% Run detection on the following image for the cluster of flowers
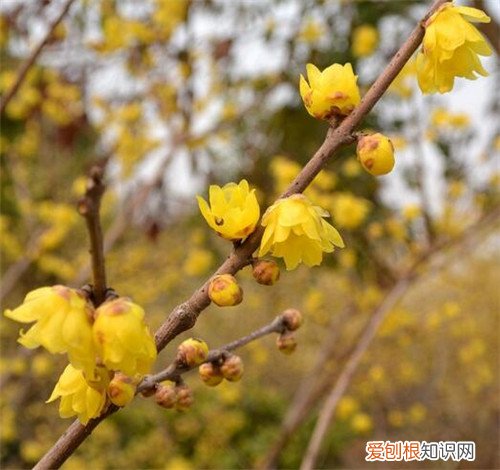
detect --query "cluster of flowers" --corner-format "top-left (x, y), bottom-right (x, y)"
top-left (4, 287), bottom-right (157, 424)
top-left (3, 1), bottom-right (492, 427)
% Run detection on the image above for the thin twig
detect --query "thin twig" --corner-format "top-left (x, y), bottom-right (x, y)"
top-left (299, 277), bottom-right (412, 470)
top-left (298, 209), bottom-right (500, 470)
top-left (77, 165), bottom-right (107, 306)
top-left (138, 314), bottom-right (286, 392)
top-left (0, 0), bottom-right (76, 117)
top-left (34, 1), bottom-right (446, 467)
top-left (258, 305), bottom-right (355, 469)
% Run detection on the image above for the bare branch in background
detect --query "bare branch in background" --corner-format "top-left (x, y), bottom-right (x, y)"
top-left (299, 208), bottom-right (500, 470)
top-left (0, 0), bottom-right (77, 117)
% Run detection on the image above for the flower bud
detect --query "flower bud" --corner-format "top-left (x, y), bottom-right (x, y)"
top-left (198, 362), bottom-right (223, 387)
top-left (107, 372), bottom-right (136, 407)
top-left (177, 338), bottom-right (209, 367)
top-left (356, 133), bottom-right (395, 176)
top-left (220, 355), bottom-right (244, 382)
top-left (208, 274), bottom-right (243, 307)
top-left (276, 332), bottom-right (297, 355)
top-left (155, 382), bottom-right (177, 409)
top-left (175, 384), bottom-right (194, 411)
top-left (281, 308), bottom-right (303, 331)
top-left (252, 260), bottom-right (280, 286)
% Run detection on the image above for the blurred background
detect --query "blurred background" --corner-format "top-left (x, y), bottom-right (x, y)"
top-left (0, 0), bottom-right (499, 468)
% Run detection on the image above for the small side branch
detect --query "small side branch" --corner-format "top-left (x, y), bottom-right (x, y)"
top-left (77, 165), bottom-right (107, 306)
top-left (139, 314), bottom-right (285, 392)
top-left (0, 0), bottom-right (76, 117)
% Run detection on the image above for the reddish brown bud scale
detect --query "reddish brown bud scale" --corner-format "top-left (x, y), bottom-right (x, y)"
top-left (252, 260), bottom-right (280, 286)
top-left (220, 355), bottom-right (244, 382)
top-left (198, 362), bottom-right (224, 387)
top-left (175, 384), bottom-right (194, 411)
top-left (281, 308), bottom-right (303, 331)
top-left (155, 384), bottom-right (177, 409)
top-left (177, 338), bottom-right (209, 367)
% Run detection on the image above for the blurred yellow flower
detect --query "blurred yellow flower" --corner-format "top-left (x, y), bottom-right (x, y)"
top-left (331, 193), bottom-right (371, 229)
top-left (197, 180), bottom-right (260, 241)
top-left (300, 63), bottom-right (360, 120)
top-left (47, 364), bottom-right (108, 425)
top-left (351, 412), bottom-right (373, 434)
top-left (299, 19), bottom-right (325, 44)
top-left (337, 396), bottom-right (359, 420)
top-left (93, 298), bottom-right (157, 377)
top-left (183, 248), bottom-right (214, 277)
top-left (402, 204), bottom-right (421, 221)
top-left (352, 24), bottom-right (379, 57)
top-left (4, 286), bottom-right (97, 378)
top-left (431, 107), bottom-right (470, 128)
top-left (259, 194), bottom-right (344, 270)
top-left (416, 3), bottom-right (492, 94)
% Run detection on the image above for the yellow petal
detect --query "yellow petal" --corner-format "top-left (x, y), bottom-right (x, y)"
top-left (454, 6), bottom-right (491, 23)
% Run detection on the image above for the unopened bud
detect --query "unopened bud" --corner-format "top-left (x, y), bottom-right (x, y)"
top-left (220, 355), bottom-right (244, 382)
top-left (208, 274), bottom-right (243, 307)
top-left (177, 338), bottom-right (209, 367)
top-left (155, 382), bottom-right (177, 409)
top-left (198, 362), bottom-right (223, 387)
top-left (252, 260), bottom-right (280, 286)
top-left (357, 133), bottom-right (395, 176)
top-left (107, 372), bottom-right (136, 407)
top-left (281, 308), bottom-right (303, 331)
top-left (175, 384), bottom-right (194, 411)
top-left (276, 332), bottom-right (297, 355)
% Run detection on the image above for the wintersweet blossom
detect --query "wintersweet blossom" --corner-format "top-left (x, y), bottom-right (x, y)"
top-left (4, 286), bottom-right (97, 378)
top-left (47, 364), bottom-right (108, 424)
top-left (300, 63), bottom-right (360, 120)
top-left (259, 194), bottom-right (344, 270)
top-left (92, 298), bottom-right (157, 377)
top-left (416, 3), bottom-right (492, 94)
top-left (197, 179), bottom-right (260, 241)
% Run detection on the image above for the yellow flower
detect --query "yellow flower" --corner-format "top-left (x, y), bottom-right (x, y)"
top-left (4, 286), bottom-right (96, 378)
top-left (93, 298), bottom-right (157, 377)
top-left (330, 193), bottom-right (371, 229)
top-left (300, 63), bottom-right (360, 120)
top-left (197, 180), bottom-right (260, 241)
top-left (416, 3), bottom-right (492, 94)
top-left (47, 364), bottom-right (108, 425)
top-left (259, 194), bottom-right (344, 270)
top-left (352, 25), bottom-right (379, 57)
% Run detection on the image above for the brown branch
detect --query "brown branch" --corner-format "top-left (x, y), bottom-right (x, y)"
top-left (0, 0), bottom-right (76, 117)
top-left (34, 1), bottom-right (447, 467)
top-left (77, 165), bottom-right (107, 306)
